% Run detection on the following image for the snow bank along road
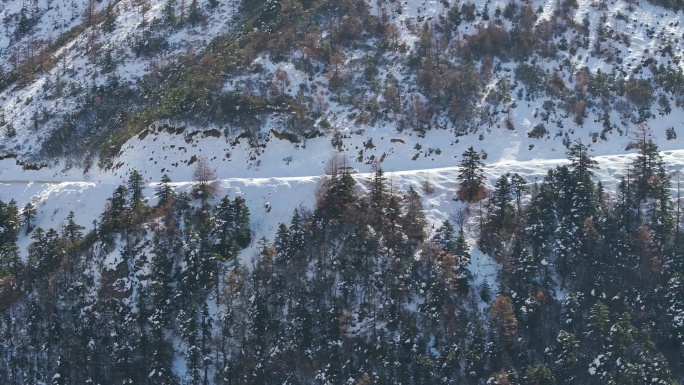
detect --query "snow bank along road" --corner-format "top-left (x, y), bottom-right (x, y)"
top-left (1, 149), bottom-right (684, 241)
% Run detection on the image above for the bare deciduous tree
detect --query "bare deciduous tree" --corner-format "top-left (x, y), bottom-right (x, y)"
top-left (193, 157), bottom-right (217, 198)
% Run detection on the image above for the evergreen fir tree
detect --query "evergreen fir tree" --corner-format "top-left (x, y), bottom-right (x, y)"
top-left (231, 196), bottom-right (251, 249)
top-left (567, 141), bottom-right (598, 222)
top-left (127, 170), bottom-right (145, 207)
top-left (22, 201), bottom-right (35, 234)
top-left (369, 167), bottom-right (388, 209)
top-left (554, 330), bottom-right (579, 382)
top-left (188, 0), bottom-right (202, 26)
top-left (526, 180), bottom-right (556, 259)
top-left (62, 211), bottom-right (84, 245)
top-left (401, 186), bottom-right (427, 246)
top-left (214, 196), bottom-right (237, 259)
top-left (488, 174), bottom-right (515, 230)
top-left (155, 174), bottom-right (175, 207)
top-left (433, 220), bottom-right (457, 254)
top-left (103, 185), bottom-right (128, 229)
top-left (457, 146), bottom-right (486, 202)
top-left (163, 0), bottom-right (177, 26)
top-left (510, 173), bottom-right (527, 214)
top-left (453, 228), bottom-right (473, 294)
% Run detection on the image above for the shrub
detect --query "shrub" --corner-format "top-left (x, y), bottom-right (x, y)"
top-left (515, 63), bottom-right (547, 99)
top-left (527, 123), bottom-right (548, 139)
top-left (666, 127), bottom-right (677, 140)
top-left (624, 78), bottom-right (654, 108)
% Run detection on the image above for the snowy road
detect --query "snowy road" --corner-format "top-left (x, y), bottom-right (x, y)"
top-left (1, 147), bottom-right (683, 271)
top-left (1, 148), bottom-right (684, 185)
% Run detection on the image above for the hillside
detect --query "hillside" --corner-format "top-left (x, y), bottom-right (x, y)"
top-left (1, 0), bottom-right (684, 383)
top-left (1, 0), bottom-right (684, 171)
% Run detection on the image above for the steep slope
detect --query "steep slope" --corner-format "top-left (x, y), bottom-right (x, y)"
top-left (1, 0), bottom-right (684, 173)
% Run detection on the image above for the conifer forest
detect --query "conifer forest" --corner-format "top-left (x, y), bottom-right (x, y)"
top-left (1, 138), bottom-right (683, 384)
top-left (2, 0), bottom-right (684, 382)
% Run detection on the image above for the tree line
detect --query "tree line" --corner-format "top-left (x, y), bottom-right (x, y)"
top-left (0, 138), bottom-right (683, 383)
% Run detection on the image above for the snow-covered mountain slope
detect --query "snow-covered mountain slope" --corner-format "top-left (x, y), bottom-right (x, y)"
top-left (1, 0), bottom-right (684, 171)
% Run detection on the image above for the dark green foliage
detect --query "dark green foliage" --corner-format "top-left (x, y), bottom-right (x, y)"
top-left (102, 3), bottom-right (117, 33)
top-left (527, 123), bottom-right (548, 139)
top-left (188, 0), bottom-right (204, 27)
top-left (101, 185), bottom-right (128, 231)
top-left (489, 174), bottom-right (515, 230)
top-left (624, 78), bottom-right (655, 109)
top-left (27, 228), bottom-right (63, 281)
top-left (453, 228), bottom-right (473, 294)
top-left (2, 137), bottom-right (684, 383)
top-left (22, 202), bottom-right (36, 234)
top-left (457, 146), bottom-right (486, 202)
top-left (127, 170), bottom-right (145, 207)
top-left (155, 174), bottom-right (176, 207)
top-left (214, 195), bottom-right (251, 259)
top-left (0, 200), bottom-right (20, 278)
top-left (13, 6), bottom-right (38, 40)
top-left (515, 63), bottom-right (547, 100)
top-left (369, 167), bottom-right (388, 209)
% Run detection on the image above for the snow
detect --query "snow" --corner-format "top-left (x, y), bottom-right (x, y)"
top-left (3, 138), bottom-right (684, 268)
top-left (1, 2), bottom-right (684, 379)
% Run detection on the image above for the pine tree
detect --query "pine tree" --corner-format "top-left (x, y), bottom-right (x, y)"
top-left (0, 199), bottom-right (20, 246)
top-left (200, 302), bottom-right (213, 385)
top-left (457, 146), bottom-right (486, 202)
top-left (369, 167), bottom-right (388, 209)
top-left (566, 140), bottom-right (598, 182)
top-left (489, 295), bottom-right (519, 348)
top-left (163, 0), bottom-right (177, 26)
top-left (554, 330), bottom-right (579, 382)
top-left (155, 174), bottom-right (175, 207)
top-left (627, 136), bottom-right (675, 247)
top-left (28, 227), bottom-right (63, 279)
top-left (319, 169), bottom-right (357, 219)
top-left (464, 316), bottom-right (489, 383)
top-left (632, 140), bottom-right (666, 198)
top-left (214, 196), bottom-right (236, 259)
top-left (401, 186), bottom-right (427, 246)
top-left (188, 0), bottom-right (202, 26)
top-left (434, 220), bottom-right (457, 254)
top-left (102, 2), bottom-right (117, 33)
top-left (103, 185), bottom-right (128, 229)
top-left (181, 309), bottom-right (202, 385)
top-left (488, 174), bottom-right (515, 230)
top-left (453, 228), bottom-right (473, 294)
top-left (62, 211), bottom-right (84, 245)
top-left (506, 235), bottom-right (535, 296)
top-left (567, 140), bottom-right (598, 221)
top-left (510, 173), bottom-right (527, 214)
top-left (231, 196), bottom-right (251, 249)
top-left (127, 170), bottom-right (145, 207)
top-left (587, 301), bottom-right (610, 350)
top-left (22, 201), bottom-right (36, 234)
top-left (525, 364), bottom-right (553, 385)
